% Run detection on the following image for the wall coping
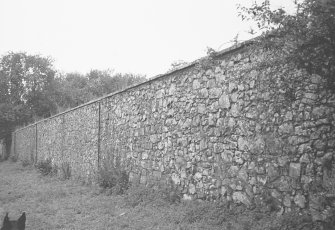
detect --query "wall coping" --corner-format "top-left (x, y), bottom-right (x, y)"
top-left (14, 39), bottom-right (256, 133)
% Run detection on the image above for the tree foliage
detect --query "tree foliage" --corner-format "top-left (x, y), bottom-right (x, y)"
top-left (0, 52), bottom-right (57, 139)
top-left (53, 70), bottom-right (146, 111)
top-left (238, 0), bottom-right (335, 91)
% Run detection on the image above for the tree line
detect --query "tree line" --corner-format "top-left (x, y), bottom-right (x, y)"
top-left (0, 52), bottom-right (146, 144)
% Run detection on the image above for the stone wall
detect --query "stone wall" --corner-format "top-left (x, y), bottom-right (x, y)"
top-left (14, 125), bottom-right (36, 162)
top-left (0, 139), bottom-right (5, 160)
top-left (13, 43), bottom-right (335, 218)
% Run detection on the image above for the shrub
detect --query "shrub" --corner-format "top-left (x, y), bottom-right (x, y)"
top-left (97, 155), bottom-right (129, 195)
top-left (35, 158), bottom-right (57, 176)
top-left (21, 159), bottom-right (31, 167)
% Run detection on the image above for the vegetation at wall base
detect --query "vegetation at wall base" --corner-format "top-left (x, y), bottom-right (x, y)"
top-left (3, 161), bottom-right (335, 229)
top-left (97, 155), bottom-right (130, 195)
top-left (21, 159), bottom-right (31, 167)
top-left (60, 162), bottom-right (71, 180)
top-left (124, 181), bottom-right (182, 208)
top-left (35, 158), bottom-right (57, 176)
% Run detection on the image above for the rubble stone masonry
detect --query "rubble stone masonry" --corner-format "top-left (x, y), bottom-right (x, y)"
top-left (12, 43), bottom-right (335, 219)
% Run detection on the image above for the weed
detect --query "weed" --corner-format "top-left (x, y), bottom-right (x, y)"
top-left (21, 159), bottom-right (30, 167)
top-left (97, 155), bottom-right (129, 195)
top-left (60, 162), bottom-right (71, 180)
top-left (35, 158), bottom-right (57, 176)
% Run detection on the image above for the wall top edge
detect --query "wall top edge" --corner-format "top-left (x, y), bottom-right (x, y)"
top-left (14, 38), bottom-right (257, 133)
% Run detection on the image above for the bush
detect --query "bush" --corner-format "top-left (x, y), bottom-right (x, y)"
top-left (97, 155), bottom-right (129, 195)
top-left (35, 158), bottom-right (57, 176)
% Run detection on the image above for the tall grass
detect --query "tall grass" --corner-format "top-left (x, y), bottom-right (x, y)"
top-left (60, 162), bottom-right (71, 180)
top-left (97, 154), bottom-right (129, 195)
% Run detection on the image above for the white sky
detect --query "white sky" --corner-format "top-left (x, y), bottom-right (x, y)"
top-left (0, 0), bottom-right (295, 78)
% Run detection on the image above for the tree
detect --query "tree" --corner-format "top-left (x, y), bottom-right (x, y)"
top-left (24, 54), bottom-right (57, 117)
top-left (53, 70), bottom-right (146, 111)
top-left (0, 52), bottom-right (57, 140)
top-left (53, 72), bottom-right (91, 109)
top-left (238, 0), bottom-right (335, 92)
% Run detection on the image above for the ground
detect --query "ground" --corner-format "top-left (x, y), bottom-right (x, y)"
top-left (0, 161), bottom-right (326, 230)
top-left (0, 161), bottom-right (222, 229)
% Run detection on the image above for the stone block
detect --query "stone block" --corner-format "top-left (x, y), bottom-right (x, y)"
top-left (238, 168), bottom-right (248, 181)
top-left (194, 172), bottom-right (202, 180)
top-left (183, 194), bottom-right (193, 201)
top-left (294, 193), bottom-right (306, 208)
top-left (209, 88), bottom-right (222, 98)
top-left (200, 139), bottom-right (207, 150)
top-left (237, 137), bottom-right (248, 151)
top-left (207, 79), bottom-right (216, 88)
top-left (193, 80), bottom-right (201, 90)
top-left (228, 82), bottom-right (237, 93)
top-left (198, 104), bottom-right (207, 114)
top-left (189, 183), bottom-right (196, 194)
top-left (289, 163), bottom-right (301, 178)
top-left (199, 88), bottom-right (208, 98)
top-left (152, 171), bottom-right (162, 180)
top-left (140, 174), bottom-right (147, 184)
top-left (267, 165), bottom-right (279, 181)
top-left (275, 176), bottom-right (290, 192)
top-left (231, 104), bottom-right (240, 117)
top-left (219, 93), bottom-right (230, 109)
top-left (229, 165), bottom-right (239, 177)
top-left (232, 192), bottom-right (252, 206)
top-left (283, 195), bottom-right (291, 207)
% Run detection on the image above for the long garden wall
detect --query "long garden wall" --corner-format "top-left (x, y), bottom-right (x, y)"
top-left (12, 42), bottom-right (335, 219)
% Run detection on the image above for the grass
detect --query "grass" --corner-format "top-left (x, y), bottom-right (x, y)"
top-left (0, 161), bottom-right (329, 230)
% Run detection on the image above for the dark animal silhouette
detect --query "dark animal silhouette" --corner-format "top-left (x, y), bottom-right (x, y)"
top-left (1, 213), bottom-right (26, 230)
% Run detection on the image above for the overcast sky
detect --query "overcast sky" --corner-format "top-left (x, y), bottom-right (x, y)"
top-left (0, 0), bottom-right (295, 78)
